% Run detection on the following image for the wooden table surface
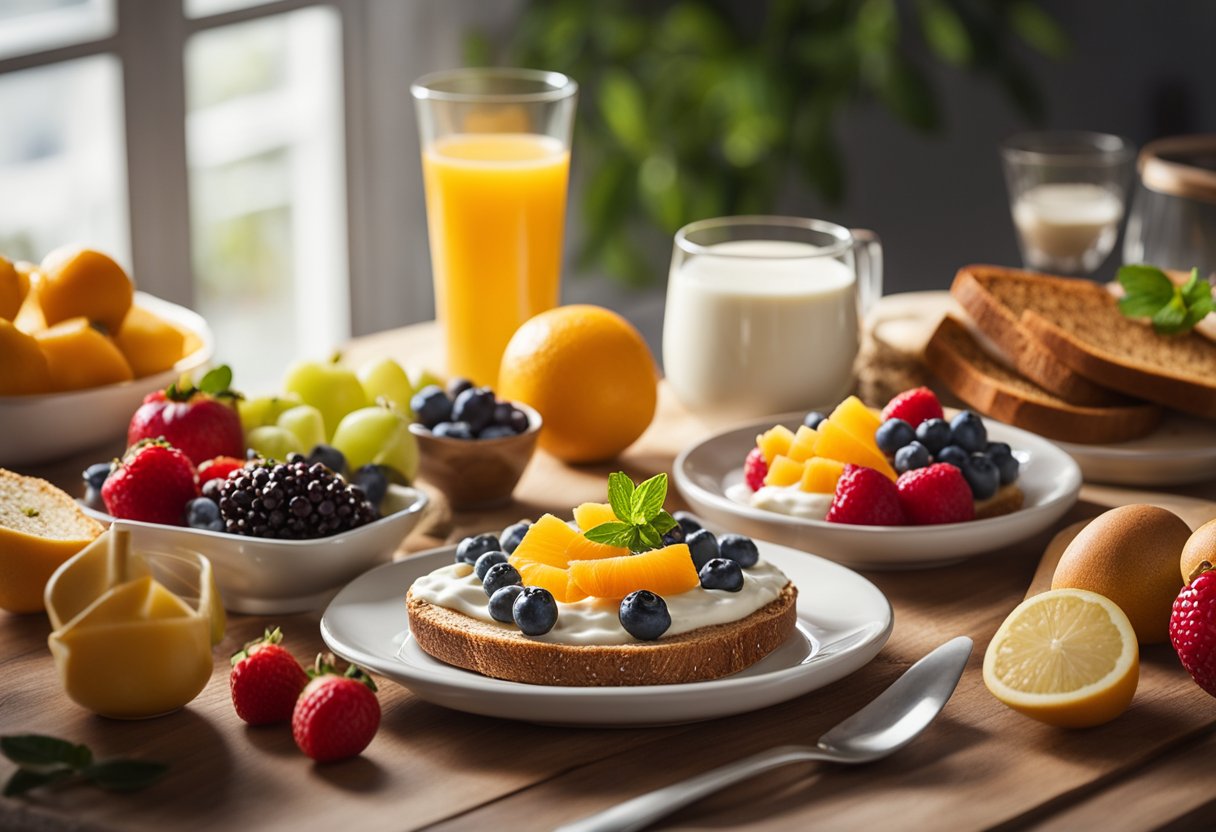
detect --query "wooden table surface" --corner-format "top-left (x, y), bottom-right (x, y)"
top-left (5, 293), bottom-right (1216, 832)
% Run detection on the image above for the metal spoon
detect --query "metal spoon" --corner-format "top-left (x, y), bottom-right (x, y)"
top-left (555, 636), bottom-right (973, 832)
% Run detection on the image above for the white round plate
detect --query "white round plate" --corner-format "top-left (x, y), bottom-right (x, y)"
top-left (320, 541), bottom-right (892, 726)
top-left (673, 414), bottom-right (1081, 570)
top-left (0, 291), bottom-right (213, 467)
top-left (1055, 413), bottom-right (1216, 486)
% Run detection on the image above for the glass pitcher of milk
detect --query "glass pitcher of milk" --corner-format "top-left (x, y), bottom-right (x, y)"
top-left (663, 216), bottom-right (882, 417)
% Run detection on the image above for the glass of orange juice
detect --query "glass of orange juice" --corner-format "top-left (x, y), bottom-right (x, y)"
top-left (412, 68), bottom-right (578, 386)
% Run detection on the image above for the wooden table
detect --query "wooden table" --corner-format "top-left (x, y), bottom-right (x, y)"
top-left (5, 295), bottom-right (1216, 832)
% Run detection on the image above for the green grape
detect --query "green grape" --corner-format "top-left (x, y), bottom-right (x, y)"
top-left (246, 425), bottom-right (303, 462)
top-left (331, 405), bottom-right (418, 482)
top-left (277, 404), bottom-right (326, 454)
top-left (282, 360), bottom-right (368, 441)
top-left (358, 357), bottom-right (415, 419)
top-left (237, 394), bottom-right (302, 433)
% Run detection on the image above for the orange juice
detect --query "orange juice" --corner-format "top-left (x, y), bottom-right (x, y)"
top-left (422, 133), bottom-right (570, 386)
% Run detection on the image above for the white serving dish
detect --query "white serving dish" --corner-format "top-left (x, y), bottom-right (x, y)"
top-left (1056, 412), bottom-right (1216, 486)
top-left (0, 292), bottom-right (214, 467)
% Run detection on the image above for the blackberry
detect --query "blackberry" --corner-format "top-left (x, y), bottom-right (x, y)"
top-left (217, 460), bottom-right (375, 540)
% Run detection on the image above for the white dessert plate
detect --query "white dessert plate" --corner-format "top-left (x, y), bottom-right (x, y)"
top-left (1055, 413), bottom-right (1216, 486)
top-left (0, 291), bottom-right (213, 466)
top-left (320, 540), bottom-right (892, 727)
top-left (673, 414), bottom-right (1081, 570)
top-left (79, 484), bottom-right (428, 614)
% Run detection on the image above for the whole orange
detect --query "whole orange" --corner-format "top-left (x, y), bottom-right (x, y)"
top-left (498, 305), bottom-right (657, 463)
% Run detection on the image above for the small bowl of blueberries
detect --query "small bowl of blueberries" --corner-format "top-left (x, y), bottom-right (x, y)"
top-left (408, 378), bottom-right (541, 509)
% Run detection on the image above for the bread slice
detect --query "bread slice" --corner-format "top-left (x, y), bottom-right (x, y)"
top-left (975, 484), bottom-right (1025, 519)
top-left (406, 583), bottom-right (798, 687)
top-left (0, 468), bottom-right (103, 540)
top-left (925, 316), bottom-right (1162, 444)
top-left (951, 266), bottom-right (1125, 406)
top-left (954, 265), bottom-right (1216, 419)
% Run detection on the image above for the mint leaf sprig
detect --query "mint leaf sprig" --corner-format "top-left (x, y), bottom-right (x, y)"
top-left (1117, 264), bottom-right (1213, 335)
top-left (2, 734), bottom-right (167, 797)
top-left (584, 472), bottom-right (678, 552)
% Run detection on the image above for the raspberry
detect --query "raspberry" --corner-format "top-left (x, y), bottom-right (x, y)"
top-left (826, 465), bottom-right (905, 526)
top-left (897, 463), bottom-right (975, 525)
top-left (881, 387), bottom-right (944, 429)
top-left (1170, 567), bottom-right (1216, 698)
top-left (744, 447), bottom-right (768, 491)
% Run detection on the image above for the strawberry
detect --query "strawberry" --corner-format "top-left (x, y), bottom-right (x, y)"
top-left (101, 440), bottom-right (199, 525)
top-left (881, 387), bottom-right (944, 429)
top-left (199, 455), bottom-right (246, 488)
top-left (1170, 563), bottom-right (1216, 698)
top-left (292, 655), bottom-right (380, 763)
top-left (896, 463), bottom-right (974, 525)
top-left (744, 447), bottom-right (768, 491)
top-left (127, 365), bottom-right (244, 467)
top-left (826, 464), bottom-right (905, 526)
top-left (230, 627), bottom-right (309, 725)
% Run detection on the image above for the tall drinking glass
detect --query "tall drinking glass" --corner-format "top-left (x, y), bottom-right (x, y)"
top-left (412, 68), bottom-right (578, 386)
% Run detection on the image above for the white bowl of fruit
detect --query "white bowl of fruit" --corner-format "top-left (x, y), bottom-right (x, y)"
top-left (0, 247), bottom-right (213, 466)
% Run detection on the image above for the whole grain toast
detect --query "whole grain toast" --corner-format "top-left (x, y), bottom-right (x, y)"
top-left (951, 266), bottom-right (1126, 406)
top-left (406, 582), bottom-right (798, 687)
top-left (924, 316), bottom-right (1162, 444)
top-left (954, 265), bottom-right (1216, 420)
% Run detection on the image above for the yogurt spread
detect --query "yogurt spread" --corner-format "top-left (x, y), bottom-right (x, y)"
top-left (726, 482), bottom-right (833, 521)
top-left (410, 561), bottom-right (790, 646)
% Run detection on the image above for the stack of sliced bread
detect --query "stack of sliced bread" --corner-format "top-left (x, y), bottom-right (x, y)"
top-left (924, 264), bottom-right (1216, 444)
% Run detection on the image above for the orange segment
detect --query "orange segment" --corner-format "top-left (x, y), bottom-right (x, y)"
top-left (514, 560), bottom-right (589, 603)
top-left (756, 425), bottom-right (795, 466)
top-left (812, 419), bottom-right (897, 481)
top-left (509, 513), bottom-right (628, 570)
top-left (800, 457), bottom-right (846, 493)
top-left (829, 395), bottom-right (882, 442)
top-left (568, 543), bottom-right (700, 599)
top-left (763, 454), bottom-right (805, 488)
top-left (787, 425), bottom-right (819, 463)
top-left (573, 502), bottom-right (617, 532)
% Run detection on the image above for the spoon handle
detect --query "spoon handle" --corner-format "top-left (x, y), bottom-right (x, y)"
top-left (553, 745), bottom-right (834, 832)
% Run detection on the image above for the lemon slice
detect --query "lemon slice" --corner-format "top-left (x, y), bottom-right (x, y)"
top-left (983, 588), bottom-right (1139, 727)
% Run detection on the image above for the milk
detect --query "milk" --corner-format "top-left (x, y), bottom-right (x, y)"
top-left (1013, 183), bottom-right (1123, 270)
top-left (663, 240), bottom-right (859, 416)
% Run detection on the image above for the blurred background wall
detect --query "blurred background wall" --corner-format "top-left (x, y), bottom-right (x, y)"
top-left (1, 0), bottom-right (1213, 389)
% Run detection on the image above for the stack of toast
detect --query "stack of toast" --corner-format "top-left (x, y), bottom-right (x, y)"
top-left (924, 265), bottom-right (1216, 444)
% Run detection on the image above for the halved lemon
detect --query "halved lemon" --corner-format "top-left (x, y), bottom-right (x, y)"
top-left (983, 588), bottom-right (1139, 728)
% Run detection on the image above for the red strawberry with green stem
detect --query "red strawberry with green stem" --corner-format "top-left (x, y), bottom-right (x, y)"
top-left (127, 365), bottom-right (244, 466)
top-left (1170, 562), bottom-right (1216, 698)
top-left (230, 627), bottom-right (309, 725)
top-left (292, 654), bottom-right (380, 763)
top-left (101, 439), bottom-right (199, 525)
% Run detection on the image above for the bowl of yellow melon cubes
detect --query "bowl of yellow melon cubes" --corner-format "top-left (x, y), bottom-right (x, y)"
top-left (0, 246), bottom-right (213, 466)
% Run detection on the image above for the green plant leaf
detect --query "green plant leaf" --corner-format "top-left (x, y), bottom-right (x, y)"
top-left (631, 473), bottom-right (668, 523)
top-left (1152, 291), bottom-right (1188, 334)
top-left (585, 521), bottom-right (636, 548)
top-left (652, 510), bottom-right (677, 535)
top-left (198, 365), bottom-right (233, 395)
top-left (607, 472), bottom-right (635, 521)
top-left (3, 768), bottom-right (73, 797)
top-left (873, 54), bottom-right (940, 132)
top-left (1118, 264), bottom-right (1173, 301)
top-left (1, 735), bottom-right (91, 771)
top-left (1010, 1), bottom-right (1071, 59)
top-left (917, 0), bottom-right (972, 66)
top-left (598, 68), bottom-right (649, 156)
top-left (1181, 268), bottom-right (1211, 307)
top-left (636, 524), bottom-right (662, 551)
top-left (82, 760), bottom-right (168, 793)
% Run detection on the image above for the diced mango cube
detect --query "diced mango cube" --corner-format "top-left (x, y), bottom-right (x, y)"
top-left (800, 457), bottom-right (847, 493)
top-left (829, 395), bottom-right (882, 445)
top-left (812, 420), bottom-right (897, 481)
top-left (764, 454), bottom-right (805, 487)
top-left (787, 425), bottom-right (819, 463)
top-left (756, 425), bottom-right (795, 466)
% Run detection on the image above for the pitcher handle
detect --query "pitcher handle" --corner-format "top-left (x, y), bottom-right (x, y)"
top-left (850, 228), bottom-right (883, 318)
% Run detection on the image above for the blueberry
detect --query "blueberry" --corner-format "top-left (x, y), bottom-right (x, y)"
top-left (894, 441), bottom-right (932, 474)
top-left (452, 387), bottom-right (496, 433)
top-left (488, 585), bottom-right (523, 623)
top-left (478, 425), bottom-right (516, 440)
top-left (661, 521), bottom-right (686, 547)
top-left (513, 586), bottom-right (558, 636)
top-left (307, 444), bottom-right (347, 477)
top-left (482, 562), bottom-right (522, 597)
top-left (936, 444), bottom-right (969, 470)
top-left (83, 461), bottom-right (113, 492)
top-left (699, 557), bottom-right (744, 592)
top-left (500, 520), bottom-right (531, 554)
top-left (411, 385), bottom-right (452, 429)
top-left (473, 550), bottom-right (510, 581)
top-left (507, 407), bottom-right (530, 434)
top-left (618, 590), bottom-right (671, 641)
top-left (446, 377), bottom-right (474, 399)
top-left (686, 528), bottom-right (720, 571)
top-left (915, 418), bottom-right (951, 455)
top-left (433, 421), bottom-right (475, 439)
top-left (962, 453), bottom-right (1000, 500)
top-left (456, 532), bottom-right (501, 564)
top-left (673, 510), bottom-right (702, 536)
top-left (875, 419), bottom-right (916, 455)
top-left (803, 411), bottom-right (827, 430)
top-left (950, 410), bottom-right (988, 453)
top-left (987, 442), bottom-right (1020, 485)
top-left (717, 534), bottom-right (759, 568)
top-left (185, 497), bottom-right (224, 532)
top-left (350, 464), bottom-right (389, 506)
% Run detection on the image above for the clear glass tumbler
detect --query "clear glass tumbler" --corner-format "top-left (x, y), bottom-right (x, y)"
top-left (412, 68), bottom-right (578, 387)
top-left (1001, 131), bottom-right (1135, 275)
